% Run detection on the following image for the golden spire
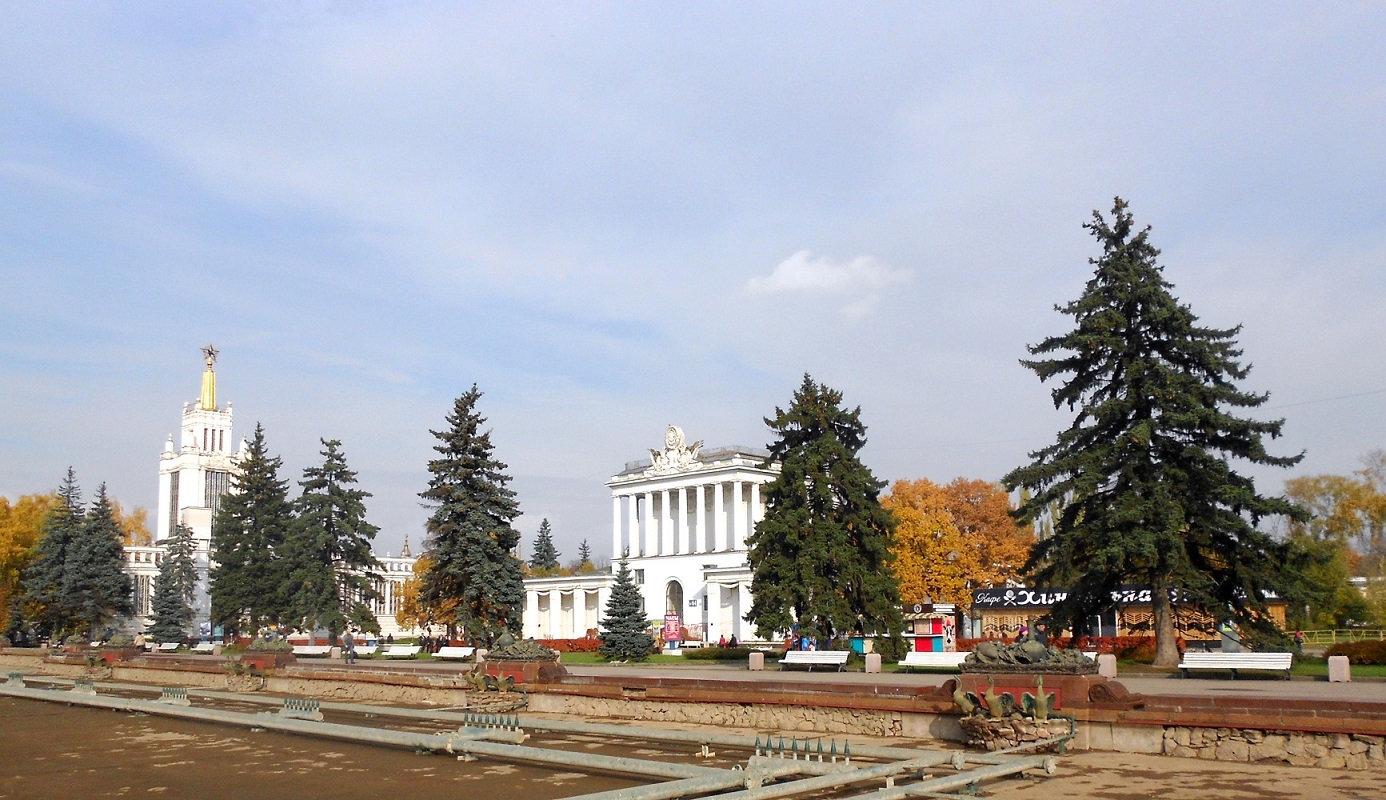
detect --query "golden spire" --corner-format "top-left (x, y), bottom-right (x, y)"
top-left (198, 344), bottom-right (219, 411)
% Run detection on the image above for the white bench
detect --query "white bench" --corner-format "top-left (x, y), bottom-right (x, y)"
top-left (381, 645), bottom-right (422, 658)
top-left (434, 646), bottom-right (476, 660)
top-left (191, 643), bottom-right (216, 654)
top-left (354, 643), bottom-right (379, 656)
top-left (1178, 651), bottom-right (1293, 679)
top-left (156, 642), bottom-right (181, 653)
top-left (899, 651), bottom-right (969, 670)
top-left (780, 650), bottom-right (850, 671)
top-left (292, 645), bottom-right (333, 657)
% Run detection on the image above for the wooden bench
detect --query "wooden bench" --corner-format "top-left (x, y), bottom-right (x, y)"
top-left (434, 646), bottom-right (476, 660)
top-left (1178, 651), bottom-right (1293, 679)
top-left (191, 642), bottom-right (217, 654)
top-left (898, 651), bottom-right (969, 670)
top-left (381, 645), bottom-right (422, 658)
top-left (780, 650), bottom-right (850, 671)
top-left (156, 642), bottom-right (181, 653)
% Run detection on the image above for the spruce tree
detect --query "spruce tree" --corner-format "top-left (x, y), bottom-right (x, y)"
top-left (419, 385), bottom-right (525, 646)
top-left (599, 556), bottom-right (654, 660)
top-left (147, 523), bottom-right (198, 643)
top-left (22, 468), bottom-right (83, 640)
top-left (1004, 198), bottom-right (1303, 666)
top-left (63, 484), bottom-right (133, 640)
top-left (210, 423), bottom-right (293, 637)
top-left (530, 518), bottom-right (560, 572)
top-left (577, 539), bottom-right (592, 567)
top-left (746, 375), bottom-right (904, 646)
top-left (282, 439), bottom-right (383, 638)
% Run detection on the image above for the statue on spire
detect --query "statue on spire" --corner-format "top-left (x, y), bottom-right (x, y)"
top-left (198, 344), bottom-right (219, 411)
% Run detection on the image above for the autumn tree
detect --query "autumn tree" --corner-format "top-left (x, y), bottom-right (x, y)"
top-left (110, 500), bottom-right (153, 547)
top-left (394, 555), bottom-right (458, 633)
top-left (883, 479), bottom-right (972, 605)
top-left (746, 375), bottom-right (904, 646)
top-left (0, 492), bottom-right (59, 633)
top-left (1005, 198), bottom-right (1303, 666)
top-left (942, 478), bottom-right (1034, 589)
top-left (419, 386), bottom-right (525, 646)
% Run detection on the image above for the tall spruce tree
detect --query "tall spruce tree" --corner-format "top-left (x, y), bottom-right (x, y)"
top-left (63, 484), bottom-right (133, 639)
top-left (146, 523), bottom-right (199, 643)
top-left (283, 439), bottom-right (383, 638)
top-left (419, 386), bottom-right (525, 646)
top-left (22, 468), bottom-right (84, 639)
top-left (1004, 198), bottom-right (1303, 666)
top-left (599, 556), bottom-right (654, 660)
top-left (210, 423), bottom-right (293, 637)
top-left (746, 375), bottom-right (904, 646)
top-left (577, 539), bottom-right (592, 567)
top-left (530, 518), bottom-right (560, 572)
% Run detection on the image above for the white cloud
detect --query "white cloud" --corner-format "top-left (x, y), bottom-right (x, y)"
top-left (746, 250), bottom-right (910, 317)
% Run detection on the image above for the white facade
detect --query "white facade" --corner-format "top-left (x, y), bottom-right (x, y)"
top-left (521, 425), bottom-right (779, 644)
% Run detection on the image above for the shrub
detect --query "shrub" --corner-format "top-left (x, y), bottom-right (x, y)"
top-left (536, 637), bottom-right (602, 653)
top-left (244, 638), bottom-right (292, 653)
top-left (0, 635), bottom-right (11, 648)
top-left (106, 634), bottom-right (135, 648)
top-left (871, 636), bottom-right (908, 662)
top-left (1324, 640), bottom-right (1386, 666)
top-left (682, 646), bottom-right (758, 661)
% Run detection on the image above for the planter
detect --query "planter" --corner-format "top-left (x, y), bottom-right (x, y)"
top-left (239, 652), bottom-right (296, 671)
top-left (482, 659), bottom-right (567, 685)
top-left (98, 647), bottom-right (140, 664)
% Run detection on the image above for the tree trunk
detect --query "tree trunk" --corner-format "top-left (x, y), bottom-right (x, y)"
top-left (1150, 576), bottom-right (1181, 667)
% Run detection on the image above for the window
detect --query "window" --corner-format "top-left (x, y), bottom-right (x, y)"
top-left (205, 470), bottom-right (230, 516)
top-left (167, 472), bottom-right (180, 533)
top-left (634, 569), bottom-right (645, 585)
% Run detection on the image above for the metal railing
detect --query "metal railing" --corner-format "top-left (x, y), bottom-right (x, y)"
top-left (1300, 629), bottom-right (1386, 645)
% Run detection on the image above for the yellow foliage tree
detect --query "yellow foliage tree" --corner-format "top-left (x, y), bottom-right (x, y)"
top-left (110, 500), bottom-right (153, 547)
top-left (0, 493), bottom-right (61, 631)
top-left (394, 556), bottom-right (457, 633)
top-left (942, 478), bottom-right (1034, 590)
top-left (883, 480), bottom-right (973, 606)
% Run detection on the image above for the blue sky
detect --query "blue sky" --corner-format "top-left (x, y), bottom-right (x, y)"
top-left (3, 4), bottom-right (1384, 561)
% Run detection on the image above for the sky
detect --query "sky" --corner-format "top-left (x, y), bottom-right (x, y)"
top-left (3, 3), bottom-right (1384, 562)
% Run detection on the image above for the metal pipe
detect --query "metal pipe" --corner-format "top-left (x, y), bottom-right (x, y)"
top-left (677, 755), bottom-right (950, 800)
top-left (838, 756), bottom-right (1052, 800)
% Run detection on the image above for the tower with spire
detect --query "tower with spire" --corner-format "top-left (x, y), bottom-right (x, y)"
top-left (155, 344), bottom-right (244, 545)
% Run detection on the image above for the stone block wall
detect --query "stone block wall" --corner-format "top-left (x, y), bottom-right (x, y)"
top-left (1162, 726), bottom-right (1385, 771)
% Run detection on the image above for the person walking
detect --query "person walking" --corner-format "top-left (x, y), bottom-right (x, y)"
top-left (343, 630), bottom-right (356, 665)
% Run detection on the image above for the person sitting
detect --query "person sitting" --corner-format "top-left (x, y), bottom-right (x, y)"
top-left (718, 634), bottom-right (727, 648)
top-left (728, 634), bottom-right (739, 648)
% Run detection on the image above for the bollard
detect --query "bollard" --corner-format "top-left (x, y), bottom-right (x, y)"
top-left (864, 653), bottom-right (882, 674)
top-left (1097, 653), bottom-right (1118, 678)
top-left (1328, 655), bottom-right (1351, 683)
top-left (748, 652), bottom-right (765, 671)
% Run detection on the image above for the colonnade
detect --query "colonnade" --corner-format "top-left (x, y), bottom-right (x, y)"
top-left (610, 479), bottom-right (763, 560)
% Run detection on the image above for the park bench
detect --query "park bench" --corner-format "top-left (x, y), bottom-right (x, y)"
top-left (156, 642), bottom-right (181, 653)
top-left (292, 645), bottom-right (333, 657)
top-left (434, 646), bottom-right (476, 660)
top-left (381, 645), bottom-right (422, 658)
top-left (898, 651), bottom-right (969, 670)
top-left (780, 650), bottom-right (850, 671)
top-left (354, 643), bottom-right (380, 656)
top-left (1177, 651), bottom-right (1293, 680)
top-left (191, 642), bottom-right (216, 654)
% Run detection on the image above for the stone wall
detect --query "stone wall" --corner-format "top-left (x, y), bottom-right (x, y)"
top-left (1162, 726), bottom-right (1385, 771)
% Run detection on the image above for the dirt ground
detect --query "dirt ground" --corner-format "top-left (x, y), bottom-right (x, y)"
top-left (2, 696), bottom-right (1382, 799)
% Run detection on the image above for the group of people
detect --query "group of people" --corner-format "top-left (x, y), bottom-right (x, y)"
top-left (716, 634), bottom-right (740, 648)
top-left (418, 634), bottom-right (449, 653)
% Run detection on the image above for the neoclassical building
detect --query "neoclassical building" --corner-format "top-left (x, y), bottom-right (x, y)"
top-left (521, 425), bottom-right (778, 644)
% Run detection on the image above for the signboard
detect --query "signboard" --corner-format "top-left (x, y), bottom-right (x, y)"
top-left (663, 614), bottom-right (682, 643)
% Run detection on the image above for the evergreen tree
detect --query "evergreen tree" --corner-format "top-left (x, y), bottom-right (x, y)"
top-left (63, 484), bottom-right (133, 639)
top-left (746, 375), bottom-right (904, 646)
top-left (210, 423), bottom-right (293, 637)
top-left (22, 468), bottom-right (84, 639)
top-left (530, 518), bottom-right (560, 572)
top-left (1004, 198), bottom-right (1303, 666)
top-left (599, 556), bottom-right (654, 661)
top-left (419, 386), bottom-right (525, 646)
top-left (577, 539), bottom-right (592, 567)
top-left (282, 439), bottom-right (383, 638)
top-left (146, 523), bottom-right (198, 643)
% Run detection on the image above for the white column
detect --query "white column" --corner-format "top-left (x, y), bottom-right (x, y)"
top-left (732, 480), bottom-right (746, 551)
top-left (713, 482), bottom-right (727, 551)
top-left (626, 494), bottom-right (638, 560)
top-left (643, 492), bottom-right (656, 557)
top-left (695, 484), bottom-right (707, 553)
top-left (611, 495), bottom-right (623, 564)
top-left (547, 589), bottom-right (562, 639)
top-left (675, 487), bottom-right (687, 555)
top-left (750, 482), bottom-right (762, 528)
top-left (661, 489), bottom-right (673, 555)
top-left (597, 586), bottom-right (611, 631)
top-left (524, 590), bottom-right (541, 639)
